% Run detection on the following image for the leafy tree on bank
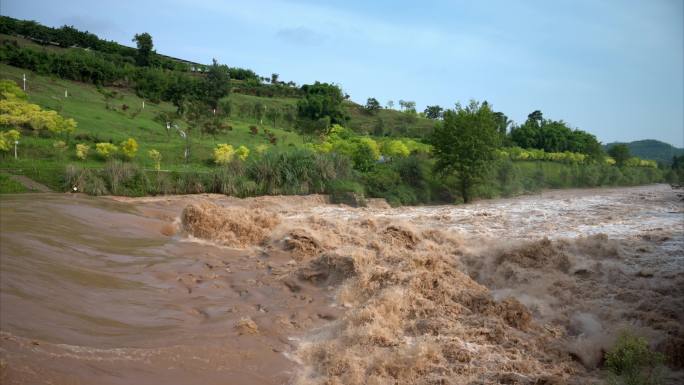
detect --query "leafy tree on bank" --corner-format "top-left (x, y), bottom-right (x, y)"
top-left (364, 97), bottom-right (381, 114)
top-left (669, 155), bottom-right (684, 183)
top-left (424, 105), bottom-right (443, 120)
top-left (202, 58), bottom-right (230, 111)
top-left (608, 144), bottom-right (631, 167)
top-left (132, 32), bottom-right (154, 67)
top-left (164, 73), bottom-right (197, 114)
top-left (492, 111), bottom-right (511, 136)
top-left (297, 81), bottom-right (347, 133)
top-left (510, 109), bottom-right (603, 158)
top-left (430, 100), bottom-right (501, 203)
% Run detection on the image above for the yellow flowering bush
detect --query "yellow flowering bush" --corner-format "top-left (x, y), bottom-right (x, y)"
top-left (213, 143), bottom-right (235, 165)
top-left (76, 143), bottom-right (90, 160)
top-left (382, 140), bottom-right (410, 158)
top-left (0, 129), bottom-right (21, 152)
top-left (148, 149), bottom-right (162, 170)
top-left (120, 138), bottom-right (138, 159)
top-left (0, 99), bottom-right (76, 134)
top-left (235, 145), bottom-right (250, 161)
top-left (255, 144), bottom-right (269, 155)
top-left (0, 80), bottom-right (26, 100)
top-left (95, 142), bottom-right (118, 159)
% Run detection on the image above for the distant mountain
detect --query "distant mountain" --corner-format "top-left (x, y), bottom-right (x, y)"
top-left (604, 140), bottom-right (684, 165)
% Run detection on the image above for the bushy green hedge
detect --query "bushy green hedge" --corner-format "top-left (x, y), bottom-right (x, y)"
top-left (63, 150), bottom-right (353, 197)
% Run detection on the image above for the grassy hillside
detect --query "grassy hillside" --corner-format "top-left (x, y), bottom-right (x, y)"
top-left (0, 32), bottom-right (436, 137)
top-left (0, 62), bottom-right (435, 191)
top-left (604, 140), bottom-right (684, 165)
top-left (0, 63), bottom-right (305, 166)
top-left (0, 63), bottom-right (311, 187)
top-left (0, 19), bottom-right (667, 201)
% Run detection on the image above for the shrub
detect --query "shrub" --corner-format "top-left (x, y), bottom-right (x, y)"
top-left (245, 149), bottom-right (351, 196)
top-left (95, 142), bottom-right (118, 159)
top-left (382, 140), bottom-right (410, 159)
top-left (120, 137), bottom-right (139, 159)
top-left (0, 79), bottom-right (26, 100)
top-left (0, 98), bottom-right (76, 135)
top-left (53, 140), bottom-right (68, 155)
top-left (351, 137), bottom-right (380, 172)
top-left (605, 331), bottom-right (664, 385)
top-left (101, 160), bottom-right (149, 196)
top-left (327, 179), bottom-right (366, 207)
top-left (0, 129), bottom-right (20, 152)
top-left (255, 144), bottom-right (269, 155)
top-left (148, 149), bottom-right (162, 170)
top-left (235, 145), bottom-right (250, 161)
top-left (0, 173), bottom-right (27, 193)
top-left (65, 165), bottom-right (108, 195)
top-left (75, 143), bottom-right (90, 160)
top-left (213, 143), bottom-right (235, 165)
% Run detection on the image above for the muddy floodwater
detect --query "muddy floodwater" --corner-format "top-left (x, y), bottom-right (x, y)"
top-left (1, 185), bottom-right (682, 384)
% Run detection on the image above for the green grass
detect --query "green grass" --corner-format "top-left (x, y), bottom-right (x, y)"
top-left (0, 63), bottom-right (306, 174)
top-left (344, 101), bottom-right (435, 136)
top-left (0, 59), bottom-right (439, 191)
top-left (0, 173), bottom-right (28, 193)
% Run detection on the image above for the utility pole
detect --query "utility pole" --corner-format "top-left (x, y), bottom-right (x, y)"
top-left (22, 74), bottom-right (26, 91)
top-left (14, 140), bottom-right (19, 159)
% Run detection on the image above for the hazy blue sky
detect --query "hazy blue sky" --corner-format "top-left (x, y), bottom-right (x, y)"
top-left (3, 0), bottom-right (683, 146)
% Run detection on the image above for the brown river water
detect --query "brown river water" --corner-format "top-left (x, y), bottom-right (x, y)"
top-left (0, 185), bottom-right (682, 384)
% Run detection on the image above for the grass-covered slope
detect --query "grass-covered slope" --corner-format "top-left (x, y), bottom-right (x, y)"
top-left (0, 63), bottom-right (305, 170)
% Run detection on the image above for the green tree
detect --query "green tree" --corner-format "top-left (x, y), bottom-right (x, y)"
top-left (265, 107), bottom-right (280, 129)
top-left (253, 101), bottom-right (266, 124)
top-left (424, 105), bottom-right (443, 120)
top-left (429, 100), bottom-right (501, 203)
top-left (492, 111), bottom-right (511, 136)
top-left (202, 58), bottom-right (230, 110)
top-left (364, 97), bottom-right (381, 114)
top-left (132, 32), bottom-right (154, 66)
top-left (399, 100), bottom-right (416, 112)
top-left (297, 81), bottom-right (347, 132)
top-left (608, 144), bottom-right (631, 167)
top-left (164, 73), bottom-right (196, 114)
top-left (509, 109), bottom-right (603, 158)
top-left (528, 110), bottom-right (543, 124)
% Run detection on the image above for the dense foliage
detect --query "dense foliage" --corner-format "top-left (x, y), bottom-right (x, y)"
top-left (605, 140), bottom-right (684, 165)
top-left (608, 144), bottom-right (631, 167)
top-left (510, 110), bottom-right (603, 158)
top-left (0, 79), bottom-right (76, 136)
top-left (430, 101), bottom-right (501, 202)
top-left (0, 16), bottom-right (675, 204)
top-left (604, 332), bottom-right (664, 385)
top-left (0, 16), bottom-right (300, 99)
top-left (297, 82), bottom-right (347, 132)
